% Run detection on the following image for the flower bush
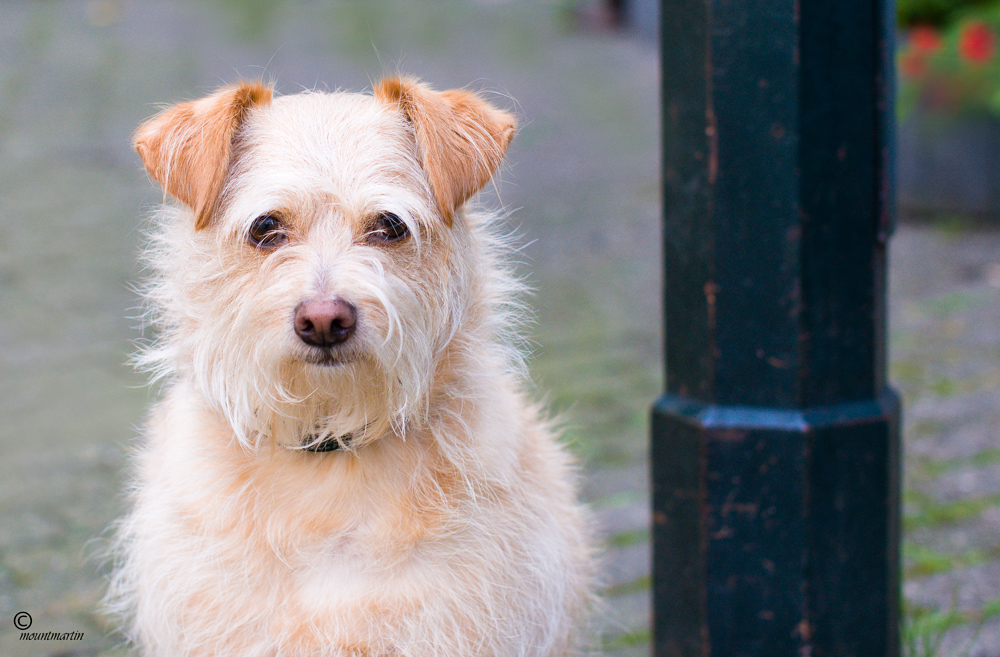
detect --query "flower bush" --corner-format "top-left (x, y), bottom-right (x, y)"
top-left (898, 2), bottom-right (1000, 118)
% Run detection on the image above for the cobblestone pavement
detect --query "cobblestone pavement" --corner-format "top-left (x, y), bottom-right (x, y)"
top-left (0, 2), bottom-right (997, 656)
top-left (893, 224), bottom-right (1000, 657)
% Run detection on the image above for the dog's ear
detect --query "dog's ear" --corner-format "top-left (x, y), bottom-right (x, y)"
top-left (375, 77), bottom-right (516, 225)
top-left (135, 81), bottom-right (273, 230)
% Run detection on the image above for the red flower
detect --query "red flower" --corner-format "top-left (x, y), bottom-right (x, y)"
top-left (959, 21), bottom-right (995, 63)
top-left (910, 25), bottom-right (942, 53)
top-left (899, 26), bottom-right (942, 80)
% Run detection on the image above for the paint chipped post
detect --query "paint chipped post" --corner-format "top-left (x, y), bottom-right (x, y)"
top-left (652, 0), bottom-right (900, 655)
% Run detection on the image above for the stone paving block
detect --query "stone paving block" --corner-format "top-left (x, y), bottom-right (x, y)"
top-left (602, 590), bottom-right (651, 636)
top-left (594, 502), bottom-right (649, 539)
top-left (601, 542), bottom-right (650, 590)
top-left (908, 515), bottom-right (1000, 555)
top-left (930, 617), bottom-right (1000, 657)
top-left (582, 464), bottom-right (648, 507)
top-left (912, 463), bottom-right (1000, 502)
top-left (906, 560), bottom-right (1000, 610)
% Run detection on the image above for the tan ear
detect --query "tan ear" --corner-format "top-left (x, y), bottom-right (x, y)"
top-left (375, 77), bottom-right (516, 225)
top-left (134, 81), bottom-right (273, 230)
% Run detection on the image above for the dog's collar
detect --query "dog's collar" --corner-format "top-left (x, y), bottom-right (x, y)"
top-left (302, 433), bottom-right (353, 453)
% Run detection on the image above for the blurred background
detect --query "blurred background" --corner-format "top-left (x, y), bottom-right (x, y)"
top-left (0, 1), bottom-right (998, 656)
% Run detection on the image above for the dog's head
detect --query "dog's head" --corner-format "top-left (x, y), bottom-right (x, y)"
top-left (135, 79), bottom-right (517, 450)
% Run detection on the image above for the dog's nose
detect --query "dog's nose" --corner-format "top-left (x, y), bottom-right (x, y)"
top-left (294, 298), bottom-right (357, 348)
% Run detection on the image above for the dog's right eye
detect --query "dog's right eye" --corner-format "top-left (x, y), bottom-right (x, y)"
top-left (248, 215), bottom-right (287, 249)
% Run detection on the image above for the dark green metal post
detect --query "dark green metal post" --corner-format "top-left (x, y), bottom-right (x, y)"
top-left (653, 0), bottom-right (900, 655)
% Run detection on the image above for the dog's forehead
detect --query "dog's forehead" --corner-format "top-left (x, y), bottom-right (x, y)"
top-left (243, 91), bottom-right (418, 180)
top-left (226, 91), bottom-right (427, 224)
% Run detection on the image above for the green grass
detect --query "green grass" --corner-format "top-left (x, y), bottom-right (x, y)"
top-left (904, 489), bottom-right (1000, 531)
top-left (903, 597), bottom-right (1000, 657)
top-left (890, 360), bottom-right (990, 401)
top-left (590, 489), bottom-right (643, 511)
top-left (602, 575), bottom-right (651, 598)
top-left (929, 214), bottom-right (980, 238)
top-left (602, 627), bottom-right (651, 652)
top-left (912, 447), bottom-right (1000, 478)
top-left (605, 528), bottom-right (650, 550)
top-left (903, 541), bottom-right (1000, 578)
top-left (919, 289), bottom-right (985, 319)
top-left (599, 573), bottom-right (652, 655)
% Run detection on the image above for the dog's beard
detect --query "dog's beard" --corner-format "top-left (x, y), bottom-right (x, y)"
top-left (261, 359), bottom-right (400, 450)
top-left (186, 305), bottom-right (442, 452)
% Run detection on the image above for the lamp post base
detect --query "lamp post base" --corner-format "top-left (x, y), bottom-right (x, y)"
top-left (652, 389), bottom-right (901, 657)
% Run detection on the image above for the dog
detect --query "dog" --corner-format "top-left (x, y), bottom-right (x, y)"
top-left (105, 78), bottom-right (596, 657)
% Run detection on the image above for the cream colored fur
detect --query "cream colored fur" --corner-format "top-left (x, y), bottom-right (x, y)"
top-left (105, 79), bottom-right (596, 657)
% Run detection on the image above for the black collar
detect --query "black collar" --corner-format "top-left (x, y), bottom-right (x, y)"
top-left (302, 433), bottom-right (353, 453)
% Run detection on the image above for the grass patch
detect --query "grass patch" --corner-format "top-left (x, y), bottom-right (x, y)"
top-left (920, 290), bottom-right (984, 319)
top-left (927, 376), bottom-right (960, 398)
top-left (590, 489), bottom-right (644, 511)
top-left (602, 575), bottom-right (651, 598)
top-left (605, 528), bottom-right (650, 550)
top-left (903, 597), bottom-right (1000, 657)
top-left (928, 214), bottom-right (980, 237)
top-left (903, 542), bottom-right (1000, 578)
top-left (904, 603), bottom-right (970, 657)
top-left (913, 447), bottom-right (1000, 478)
top-left (904, 489), bottom-right (1000, 531)
top-left (602, 627), bottom-right (651, 651)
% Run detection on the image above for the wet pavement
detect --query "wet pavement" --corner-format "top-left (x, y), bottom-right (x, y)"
top-left (0, 2), bottom-right (996, 656)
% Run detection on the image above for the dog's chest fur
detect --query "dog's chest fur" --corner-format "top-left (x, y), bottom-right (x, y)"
top-left (128, 380), bottom-right (585, 656)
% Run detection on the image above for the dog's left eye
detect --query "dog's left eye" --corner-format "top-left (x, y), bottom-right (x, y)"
top-left (248, 215), bottom-right (287, 249)
top-left (367, 213), bottom-right (410, 244)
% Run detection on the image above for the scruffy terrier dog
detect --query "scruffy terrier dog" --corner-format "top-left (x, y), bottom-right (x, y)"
top-left (106, 78), bottom-right (595, 657)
